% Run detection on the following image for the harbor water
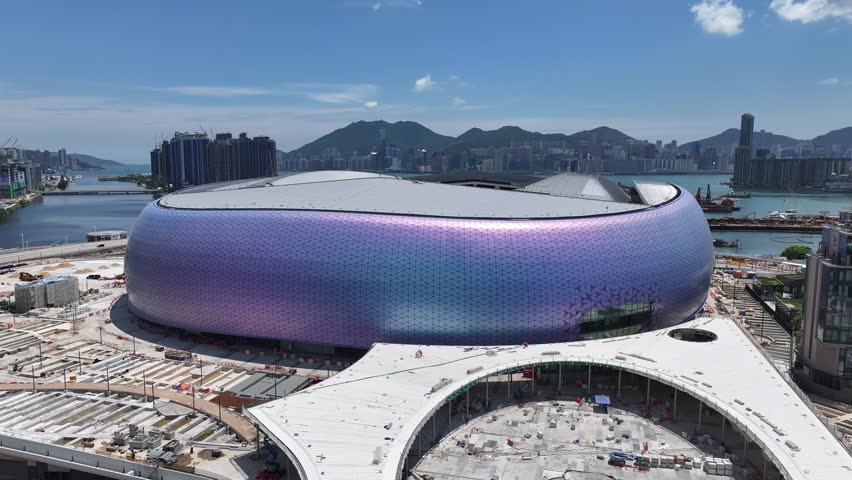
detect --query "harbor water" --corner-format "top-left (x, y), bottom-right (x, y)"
top-left (0, 170), bottom-right (849, 255)
top-left (609, 174), bottom-right (852, 255)
top-left (0, 165), bottom-right (154, 249)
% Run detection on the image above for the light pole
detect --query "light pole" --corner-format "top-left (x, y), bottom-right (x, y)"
top-left (20, 234), bottom-right (24, 250)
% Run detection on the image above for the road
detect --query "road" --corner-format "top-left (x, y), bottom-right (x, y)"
top-left (0, 239), bottom-right (128, 265)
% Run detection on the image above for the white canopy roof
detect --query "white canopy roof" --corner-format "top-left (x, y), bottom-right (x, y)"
top-left (249, 317), bottom-right (852, 480)
top-left (160, 171), bottom-right (655, 219)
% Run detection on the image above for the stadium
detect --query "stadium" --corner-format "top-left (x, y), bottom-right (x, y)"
top-left (124, 171), bottom-right (713, 348)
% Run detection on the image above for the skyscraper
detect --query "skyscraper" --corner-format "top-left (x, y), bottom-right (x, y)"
top-left (152, 131), bottom-right (277, 190)
top-left (248, 135), bottom-right (277, 178)
top-left (733, 113), bottom-right (755, 186)
top-left (169, 132), bottom-right (210, 189)
top-left (157, 140), bottom-right (172, 187)
top-left (150, 148), bottom-right (160, 183)
top-left (739, 113), bottom-right (754, 150)
top-left (206, 133), bottom-right (235, 183)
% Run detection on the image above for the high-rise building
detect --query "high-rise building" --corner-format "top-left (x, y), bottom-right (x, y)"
top-left (739, 113), bottom-right (754, 150)
top-left (155, 140), bottom-right (171, 187)
top-left (733, 113), bottom-right (756, 185)
top-left (798, 215), bottom-right (852, 401)
top-left (57, 149), bottom-right (68, 167)
top-left (248, 135), bottom-right (277, 179)
top-left (206, 133), bottom-right (236, 183)
top-left (168, 132), bottom-right (210, 189)
top-left (150, 148), bottom-right (160, 183)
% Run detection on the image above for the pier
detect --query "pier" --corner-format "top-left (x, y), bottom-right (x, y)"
top-left (42, 189), bottom-right (158, 196)
top-left (707, 218), bottom-right (825, 233)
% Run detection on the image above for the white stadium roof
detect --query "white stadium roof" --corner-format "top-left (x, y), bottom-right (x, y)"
top-left (159, 171), bottom-right (678, 219)
top-left (248, 317), bottom-right (852, 480)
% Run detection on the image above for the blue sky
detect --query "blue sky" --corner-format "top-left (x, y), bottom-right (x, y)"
top-left (1, 0), bottom-right (851, 162)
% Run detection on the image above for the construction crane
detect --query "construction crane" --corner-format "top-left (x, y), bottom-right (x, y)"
top-left (1, 138), bottom-right (10, 148)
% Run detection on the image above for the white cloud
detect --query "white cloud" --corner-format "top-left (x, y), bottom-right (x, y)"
top-left (150, 85), bottom-right (275, 96)
top-left (286, 83), bottom-right (378, 104)
top-left (372, 2), bottom-right (381, 11)
top-left (770, 0), bottom-right (852, 23)
top-left (364, 100), bottom-right (379, 109)
top-left (149, 83), bottom-right (379, 105)
top-left (691, 0), bottom-right (745, 36)
top-left (451, 97), bottom-right (465, 107)
top-left (818, 76), bottom-right (841, 84)
top-left (413, 74), bottom-right (438, 92)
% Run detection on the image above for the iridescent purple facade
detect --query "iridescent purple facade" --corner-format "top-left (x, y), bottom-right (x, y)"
top-left (125, 186), bottom-right (712, 348)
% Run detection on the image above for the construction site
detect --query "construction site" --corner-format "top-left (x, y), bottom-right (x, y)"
top-left (405, 362), bottom-right (778, 480)
top-left (0, 248), bottom-right (352, 479)
top-left (0, 242), bottom-right (847, 479)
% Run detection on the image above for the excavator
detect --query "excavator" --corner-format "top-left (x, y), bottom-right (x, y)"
top-left (19, 272), bottom-right (44, 282)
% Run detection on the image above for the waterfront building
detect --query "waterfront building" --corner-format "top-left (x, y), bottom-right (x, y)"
top-left (203, 132), bottom-right (277, 184)
top-left (57, 148), bottom-right (68, 167)
top-left (168, 132), bottom-right (209, 189)
top-left (733, 113), bottom-right (755, 185)
top-left (125, 171), bottom-right (712, 349)
top-left (206, 133), bottom-right (236, 183)
top-left (19, 163), bottom-right (42, 192)
top-left (149, 148), bottom-right (159, 184)
top-left (0, 162), bottom-right (27, 199)
top-left (798, 215), bottom-right (852, 401)
top-left (739, 113), bottom-right (754, 150)
top-left (733, 156), bottom-right (849, 188)
top-left (154, 140), bottom-right (171, 187)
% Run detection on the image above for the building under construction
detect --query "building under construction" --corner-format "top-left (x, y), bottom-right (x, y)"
top-left (14, 276), bottom-right (80, 313)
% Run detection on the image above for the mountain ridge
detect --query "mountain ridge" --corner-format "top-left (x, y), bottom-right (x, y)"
top-left (288, 121), bottom-right (637, 156)
top-left (68, 153), bottom-right (124, 167)
top-left (289, 120), bottom-right (852, 157)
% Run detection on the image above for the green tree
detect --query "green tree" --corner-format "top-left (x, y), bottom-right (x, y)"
top-left (781, 245), bottom-right (812, 260)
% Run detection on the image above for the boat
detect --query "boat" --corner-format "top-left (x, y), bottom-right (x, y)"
top-left (702, 203), bottom-right (741, 213)
top-left (697, 184), bottom-right (741, 213)
top-left (768, 209), bottom-right (801, 220)
top-left (713, 239), bottom-right (740, 248)
top-left (722, 191), bottom-right (751, 199)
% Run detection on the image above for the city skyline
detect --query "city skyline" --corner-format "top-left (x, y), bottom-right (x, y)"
top-left (1, 0), bottom-right (851, 162)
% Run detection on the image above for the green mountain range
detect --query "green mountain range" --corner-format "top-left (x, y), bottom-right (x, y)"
top-left (678, 128), bottom-right (801, 152)
top-left (68, 153), bottom-right (124, 167)
top-left (811, 127), bottom-right (852, 146)
top-left (288, 121), bottom-right (636, 157)
top-left (291, 120), bottom-right (455, 157)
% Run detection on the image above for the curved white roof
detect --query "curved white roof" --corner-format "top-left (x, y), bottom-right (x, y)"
top-left (248, 317), bottom-right (852, 480)
top-left (159, 172), bottom-right (671, 219)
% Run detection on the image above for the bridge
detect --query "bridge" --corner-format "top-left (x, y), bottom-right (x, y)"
top-left (42, 189), bottom-right (158, 196)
